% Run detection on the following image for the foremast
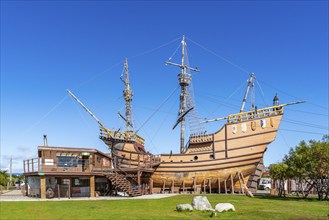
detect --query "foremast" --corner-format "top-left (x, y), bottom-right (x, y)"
top-left (166, 35), bottom-right (200, 153)
top-left (120, 58), bottom-right (134, 132)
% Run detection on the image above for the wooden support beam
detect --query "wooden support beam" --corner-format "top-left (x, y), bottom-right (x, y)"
top-left (224, 177), bottom-right (227, 194)
top-left (231, 173), bottom-right (234, 194)
top-left (171, 180), bottom-right (175, 194)
top-left (38, 158), bottom-right (40, 172)
top-left (149, 178), bottom-right (153, 194)
top-left (193, 177), bottom-right (196, 194)
top-left (23, 161), bottom-right (26, 173)
top-left (40, 176), bottom-right (46, 199)
top-left (137, 170), bottom-right (141, 194)
top-left (238, 172), bottom-right (245, 194)
top-left (218, 177), bottom-right (221, 194)
top-left (57, 184), bottom-right (60, 199)
top-left (240, 172), bottom-right (254, 197)
top-left (31, 159), bottom-right (34, 172)
top-left (90, 176), bottom-right (95, 197)
top-left (162, 178), bottom-right (166, 194)
top-left (68, 178), bottom-right (71, 199)
top-left (203, 179), bottom-right (206, 194)
top-left (182, 180), bottom-right (185, 193)
top-left (208, 178), bottom-right (212, 194)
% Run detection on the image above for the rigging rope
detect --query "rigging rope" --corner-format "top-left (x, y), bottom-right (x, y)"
top-left (211, 80), bottom-right (247, 114)
top-left (186, 36), bottom-right (250, 74)
top-left (22, 94), bottom-right (69, 135)
top-left (130, 36), bottom-right (181, 59)
top-left (255, 80), bottom-right (269, 107)
top-left (136, 86), bottom-right (179, 133)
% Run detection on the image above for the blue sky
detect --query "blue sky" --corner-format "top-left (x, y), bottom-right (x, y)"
top-left (1, 1), bottom-right (328, 172)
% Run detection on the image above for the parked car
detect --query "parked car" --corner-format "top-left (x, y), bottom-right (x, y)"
top-left (258, 178), bottom-right (271, 190)
top-left (15, 181), bottom-right (25, 189)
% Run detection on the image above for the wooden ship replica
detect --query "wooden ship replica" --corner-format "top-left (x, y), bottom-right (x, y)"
top-left (68, 36), bottom-right (303, 196)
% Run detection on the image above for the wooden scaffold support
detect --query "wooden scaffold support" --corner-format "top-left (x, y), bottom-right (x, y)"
top-left (240, 172), bottom-right (254, 197)
top-left (230, 173), bottom-right (234, 194)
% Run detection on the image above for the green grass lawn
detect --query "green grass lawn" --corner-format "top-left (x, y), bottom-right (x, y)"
top-left (1, 194), bottom-right (328, 220)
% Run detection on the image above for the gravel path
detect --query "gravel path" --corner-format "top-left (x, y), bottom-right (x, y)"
top-left (0, 190), bottom-right (178, 202)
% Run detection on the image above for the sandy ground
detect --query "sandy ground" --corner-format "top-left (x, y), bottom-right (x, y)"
top-left (0, 190), bottom-right (178, 202)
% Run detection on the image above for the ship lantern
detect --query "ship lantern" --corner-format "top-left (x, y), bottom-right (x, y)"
top-left (273, 94), bottom-right (279, 106)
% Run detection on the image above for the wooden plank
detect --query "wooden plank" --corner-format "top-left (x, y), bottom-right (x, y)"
top-left (218, 177), bottom-right (221, 194)
top-left (208, 178), bottom-right (212, 194)
top-left (171, 180), bottom-right (175, 193)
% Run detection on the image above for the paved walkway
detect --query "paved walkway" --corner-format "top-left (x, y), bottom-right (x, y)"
top-left (0, 190), bottom-right (178, 202)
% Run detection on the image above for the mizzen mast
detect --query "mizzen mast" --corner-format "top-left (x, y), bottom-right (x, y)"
top-left (166, 35), bottom-right (200, 153)
top-left (240, 72), bottom-right (255, 112)
top-left (120, 58), bottom-right (134, 132)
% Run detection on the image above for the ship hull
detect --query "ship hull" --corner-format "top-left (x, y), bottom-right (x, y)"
top-left (101, 113), bottom-right (283, 191)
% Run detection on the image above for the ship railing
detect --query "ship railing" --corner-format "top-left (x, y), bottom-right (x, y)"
top-left (227, 106), bottom-right (283, 124)
top-left (100, 128), bottom-right (145, 145)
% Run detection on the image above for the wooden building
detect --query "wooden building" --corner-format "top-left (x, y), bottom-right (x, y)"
top-left (23, 146), bottom-right (113, 199)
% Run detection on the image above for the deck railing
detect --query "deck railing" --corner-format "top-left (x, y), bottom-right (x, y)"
top-left (227, 106), bottom-right (284, 124)
top-left (23, 158), bottom-right (111, 174)
top-left (100, 128), bottom-right (145, 145)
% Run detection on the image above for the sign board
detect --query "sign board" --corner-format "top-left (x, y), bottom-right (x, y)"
top-left (44, 159), bottom-right (54, 166)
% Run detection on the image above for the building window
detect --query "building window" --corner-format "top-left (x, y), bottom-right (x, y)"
top-left (57, 156), bottom-right (78, 168)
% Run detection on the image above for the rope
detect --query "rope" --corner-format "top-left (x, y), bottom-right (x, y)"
top-left (186, 36), bottom-right (250, 74)
top-left (22, 94), bottom-right (69, 135)
top-left (211, 80), bottom-right (247, 114)
top-left (258, 79), bottom-right (328, 110)
top-left (167, 41), bottom-right (181, 61)
top-left (148, 98), bottom-right (178, 153)
top-left (130, 36), bottom-right (181, 59)
top-left (279, 128), bottom-right (327, 136)
top-left (136, 86), bottom-right (179, 133)
top-left (282, 118), bottom-right (328, 130)
top-left (255, 80), bottom-right (269, 106)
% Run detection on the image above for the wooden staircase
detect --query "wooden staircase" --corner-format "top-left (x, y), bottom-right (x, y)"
top-left (105, 173), bottom-right (141, 197)
top-left (247, 159), bottom-right (265, 193)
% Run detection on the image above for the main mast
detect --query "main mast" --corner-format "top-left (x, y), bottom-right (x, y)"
top-left (166, 35), bottom-right (200, 153)
top-left (120, 58), bottom-right (134, 132)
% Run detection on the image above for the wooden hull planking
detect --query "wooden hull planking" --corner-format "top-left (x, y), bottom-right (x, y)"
top-left (101, 114), bottom-right (282, 189)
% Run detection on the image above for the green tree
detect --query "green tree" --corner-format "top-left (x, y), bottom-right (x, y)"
top-left (0, 170), bottom-right (9, 186)
top-left (270, 163), bottom-right (289, 197)
top-left (283, 135), bottom-right (329, 200)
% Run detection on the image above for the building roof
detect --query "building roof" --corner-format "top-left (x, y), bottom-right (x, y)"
top-left (38, 146), bottom-right (111, 159)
